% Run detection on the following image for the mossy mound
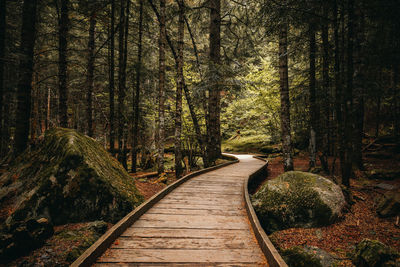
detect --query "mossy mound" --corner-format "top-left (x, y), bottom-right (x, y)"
top-left (0, 128), bottom-right (143, 225)
top-left (252, 171), bottom-right (345, 233)
top-left (377, 192), bottom-right (400, 218)
top-left (280, 246), bottom-right (323, 267)
top-left (352, 239), bottom-right (399, 267)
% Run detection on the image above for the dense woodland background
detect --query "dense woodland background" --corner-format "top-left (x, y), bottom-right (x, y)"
top-left (0, 0), bottom-right (399, 186)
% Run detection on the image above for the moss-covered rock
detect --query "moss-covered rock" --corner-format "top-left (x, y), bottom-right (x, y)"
top-left (280, 246), bottom-right (323, 267)
top-left (376, 192), bottom-right (400, 218)
top-left (352, 239), bottom-right (399, 267)
top-left (0, 128), bottom-right (143, 225)
top-left (252, 171), bottom-right (345, 233)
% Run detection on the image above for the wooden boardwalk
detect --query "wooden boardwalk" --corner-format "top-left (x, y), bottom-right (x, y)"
top-left (94, 155), bottom-right (268, 266)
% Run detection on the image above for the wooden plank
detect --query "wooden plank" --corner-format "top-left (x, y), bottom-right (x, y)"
top-left (133, 214), bottom-right (248, 229)
top-left (152, 202), bottom-right (245, 211)
top-left (110, 237), bottom-right (259, 250)
top-left (121, 228), bottom-right (251, 239)
top-left (146, 208), bottom-right (243, 216)
top-left (94, 262), bottom-right (266, 266)
top-left (97, 249), bottom-right (266, 263)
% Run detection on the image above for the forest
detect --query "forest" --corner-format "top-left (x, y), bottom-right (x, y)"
top-left (0, 0), bottom-right (399, 266)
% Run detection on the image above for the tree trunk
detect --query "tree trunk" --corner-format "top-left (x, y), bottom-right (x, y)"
top-left (353, 6), bottom-right (365, 170)
top-left (308, 22), bottom-right (317, 169)
top-left (157, 0), bottom-right (166, 174)
top-left (342, 0), bottom-right (355, 187)
top-left (207, 0), bottom-right (221, 165)
top-left (86, 11), bottom-right (96, 137)
top-left (109, 0), bottom-right (116, 154)
top-left (14, 0), bottom-right (38, 156)
top-left (118, 0), bottom-right (126, 167)
top-left (393, 65), bottom-right (399, 140)
top-left (131, 0), bottom-right (143, 173)
top-left (321, 5), bottom-right (330, 172)
top-left (175, 0), bottom-right (184, 178)
top-left (0, 0), bottom-right (6, 156)
top-left (279, 18), bottom-right (294, 172)
top-left (58, 0), bottom-right (69, 128)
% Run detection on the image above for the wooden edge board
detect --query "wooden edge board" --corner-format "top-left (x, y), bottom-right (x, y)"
top-left (71, 155), bottom-right (239, 267)
top-left (244, 156), bottom-right (288, 267)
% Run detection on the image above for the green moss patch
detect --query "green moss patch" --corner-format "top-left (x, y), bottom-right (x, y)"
top-left (0, 128), bottom-right (143, 225)
top-left (252, 171), bottom-right (345, 233)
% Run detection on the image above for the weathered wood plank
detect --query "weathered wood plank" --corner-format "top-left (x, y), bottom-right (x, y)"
top-left (146, 208), bottom-right (243, 216)
top-left (109, 237), bottom-right (259, 250)
top-left (97, 249), bottom-right (266, 263)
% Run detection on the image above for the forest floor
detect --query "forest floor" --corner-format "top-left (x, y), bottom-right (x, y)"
top-left (265, 148), bottom-right (400, 266)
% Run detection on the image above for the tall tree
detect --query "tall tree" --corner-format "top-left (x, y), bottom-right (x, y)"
top-left (131, 0), bottom-right (143, 172)
top-left (308, 22), bottom-right (317, 169)
top-left (58, 0), bottom-right (69, 128)
top-left (278, 8), bottom-right (294, 172)
top-left (86, 10), bottom-right (96, 137)
top-left (118, 0), bottom-right (126, 167)
top-left (0, 0), bottom-right (6, 156)
top-left (207, 0), bottom-right (221, 165)
top-left (109, 0), bottom-right (116, 153)
top-left (14, 0), bottom-right (38, 155)
top-left (342, 0), bottom-right (355, 187)
top-left (174, 0), bottom-right (184, 178)
top-left (157, 0), bottom-right (166, 174)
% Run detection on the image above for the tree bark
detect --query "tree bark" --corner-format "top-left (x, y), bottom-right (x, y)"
top-left (279, 17), bottom-right (294, 172)
top-left (175, 0), bottom-right (184, 178)
top-left (308, 22), bottom-right (317, 169)
top-left (86, 11), bottom-right (96, 137)
top-left (109, 0), bottom-right (116, 154)
top-left (157, 0), bottom-right (166, 174)
top-left (321, 5), bottom-right (330, 172)
top-left (0, 0), bottom-right (6, 156)
top-left (58, 0), bottom-right (69, 128)
top-left (118, 0), bottom-right (126, 167)
top-left (342, 0), bottom-right (355, 187)
top-left (14, 0), bottom-right (38, 156)
top-left (131, 0), bottom-right (143, 173)
top-left (207, 0), bottom-right (221, 165)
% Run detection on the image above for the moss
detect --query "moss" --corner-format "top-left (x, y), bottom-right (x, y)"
top-left (252, 171), bottom-right (344, 233)
top-left (281, 246), bottom-right (323, 267)
top-left (0, 128), bottom-right (144, 225)
top-left (352, 239), bottom-right (399, 267)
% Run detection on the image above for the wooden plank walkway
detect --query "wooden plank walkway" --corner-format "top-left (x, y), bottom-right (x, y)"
top-left (95, 155), bottom-right (268, 266)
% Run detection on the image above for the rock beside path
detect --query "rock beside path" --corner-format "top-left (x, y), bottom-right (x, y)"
top-left (252, 171), bottom-right (345, 233)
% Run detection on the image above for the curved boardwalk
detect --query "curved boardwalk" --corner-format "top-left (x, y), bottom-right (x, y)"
top-left (95, 155), bottom-right (268, 266)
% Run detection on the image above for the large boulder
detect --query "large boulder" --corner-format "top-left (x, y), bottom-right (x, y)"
top-left (0, 128), bottom-right (143, 226)
top-left (252, 171), bottom-right (345, 233)
top-left (280, 246), bottom-right (338, 267)
top-left (352, 239), bottom-right (399, 267)
top-left (376, 191), bottom-right (400, 218)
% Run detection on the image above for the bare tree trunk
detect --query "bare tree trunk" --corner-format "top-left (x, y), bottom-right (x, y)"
top-left (132, 0), bottom-right (143, 173)
top-left (175, 0), bottom-right (184, 178)
top-left (279, 17), bottom-right (294, 172)
top-left (86, 11), bottom-right (96, 137)
top-left (353, 6), bottom-right (365, 170)
top-left (157, 0), bottom-right (166, 174)
top-left (109, 0), bottom-right (116, 154)
top-left (308, 22), bottom-right (317, 169)
top-left (14, 0), bottom-right (38, 156)
top-left (393, 65), bottom-right (399, 140)
top-left (207, 0), bottom-right (221, 165)
top-left (58, 0), bottom-right (69, 128)
top-left (342, 0), bottom-right (355, 187)
top-left (321, 6), bottom-right (330, 172)
top-left (0, 0), bottom-right (6, 156)
top-left (118, 0), bottom-right (126, 167)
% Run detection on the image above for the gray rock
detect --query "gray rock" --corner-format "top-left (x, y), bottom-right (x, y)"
top-left (252, 171), bottom-right (345, 233)
top-left (376, 183), bottom-right (398, 191)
